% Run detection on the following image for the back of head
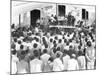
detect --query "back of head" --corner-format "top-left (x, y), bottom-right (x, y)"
top-left (69, 45), bottom-right (73, 49)
top-left (55, 36), bottom-right (58, 40)
top-left (20, 51), bottom-right (26, 60)
top-left (50, 38), bottom-right (53, 43)
top-left (11, 24), bottom-right (15, 29)
top-left (33, 43), bottom-right (38, 48)
top-left (45, 44), bottom-right (48, 48)
top-left (23, 38), bottom-right (26, 42)
top-left (62, 35), bottom-right (65, 39)
top-left (34, 37), bottom-right (39, 42)
top-left (78, 51), bottom-right (83, 56)
top-left (53, 40), bottom-right (56, 44)
top-left (54, 44), bottom-right (57, 48)
top-left (66, 42), bottom-right (69, 46)
top-left (18, 40), bottom-right (21, 44)
top-left (57, 47), bottom-right (60, 51)
top-left (71, 53), bottom-right (76, 59)
top-left (20, 45), bottom-right (24, 50)
top-left (33, 50), bottom-right (39, 58)
top-left (58, 39), bottom-right (62, 43)
top-left (43, 49), bottom-right (47, 54)
top-left (64, 39), bottom-right (67, 43)
top-left (11, 43), bottom-right (16, 49)
top-left (21, 51), bottom-right (26, 55)
top-left (11, 50), bottom-right (17, 55)
top-left (56, 52), bottom-right (61, 58)
top-left (78, 45), bottom-right (81, 50)
top-left (48, 57), bottom-right (54, 62)
top-left (53, 48), bottom-right (57, 54)
top-left (14, 38), bottom-right (17, 42)
top-left (63, 49), bottom-right (67, 54)
top-left (87, 41), bottom-right (92, 47)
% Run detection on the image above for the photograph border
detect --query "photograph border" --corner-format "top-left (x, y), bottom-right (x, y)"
top-left (10, 0), bottom-right (96, 74)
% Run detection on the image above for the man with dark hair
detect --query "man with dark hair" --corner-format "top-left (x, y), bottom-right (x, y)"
top-left (20, 45), bottom-right (24, 50)
top-left (30, 50), bottom-right (43, 73)
top-left (58, 39), bottom-right (62, 43)
top-left (77, 51), bottom-right (86, 70)
top-left (40, 49), bottom-right (50, 67)
top-left (54, 36), bottom-right (58, 40)
top-left (17, 50), bottom-right (29, 74)
top-left (18, 40), bottom-right (22, 44)
top-left (86, 41), bottom-right (95, 69)
top-left (52, 48), bottom-right (57, 55)
top-left (14, 38), bottom-right (17, 43)
top-left (53, 51), bottom-right (64, 71)
top-left (56, 47), bottom-right (60, 51)
top-left (11, 50), bottom-right (19, 74)
top-left (87, 41), bottom-right (92, 47)
top-left (33, 43), bottom-right (37, 49)
top-left (12, 50), bottom-right (17, 55)
top-left (11, 43), bottom-right (16, 50)
top-left (50, 38), bottom-right (53, 43)
top-left (67, 53), bottom-right (79, 70)
top-left (62, 49), bottom-right (70, 70)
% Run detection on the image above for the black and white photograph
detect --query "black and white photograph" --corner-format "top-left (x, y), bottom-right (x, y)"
top-left (11, 0), bottom-right (96, 74)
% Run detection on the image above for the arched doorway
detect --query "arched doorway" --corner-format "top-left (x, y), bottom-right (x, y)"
top-left (30, 9), bottom-right (40, 28)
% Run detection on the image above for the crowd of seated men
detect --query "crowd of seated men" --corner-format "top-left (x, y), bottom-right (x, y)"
top-left (11, 17), bottom-right (96, 74)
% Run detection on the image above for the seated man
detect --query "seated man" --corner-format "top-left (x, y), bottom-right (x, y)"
top-left (85, 41), bottom-right (95, 69)
top-left (62, 50), bottom-right (70, 71)
top-left (40, 49), bottom-right (50, 71)
top-left (11, 50), bottom-right (19, 75)
top-left (17, 51), bottom-right (29, 74)
top-left (30, 50), bottom-right (43, 73)
top-left (53, 51), bottom-right (64, 71)
top-left (67, 53), bottom-right (79, 71)
top-left (77, 51), bottom-right (86, 70)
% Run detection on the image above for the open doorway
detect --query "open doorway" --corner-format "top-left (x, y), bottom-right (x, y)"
top-left (30, 9), bottom-right (40, 28)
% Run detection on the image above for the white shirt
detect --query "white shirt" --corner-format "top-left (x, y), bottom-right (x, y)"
top-left (15, 43), bottom-right (20, 51)
top-left (63, 55), bottom-right (70, 70)
top-left (17, 60), bottom-right (29, 73)
top-left (57, 35), bottom-right (62, 39)
top-left (77, 56), bottom-right (86, 70)
top-left (35, 27), bottom-right (39, 33)
top-left (67, 58), bottom-right (79, 70)
top-left (30, 58), bottom-right (43, 73)
top-left (86, 47), bottom-right (95, 66)
top-left (40, 53), bottom-right (50, 64)
top-left (53, 58), bottom-right (64, 71)
top-left (19, 36), bottom-right (24, 40)
top-left (69, 33), bottom-right (74, 39)
top-left (11, 55), bottom-right (19, 74)
top-left (32, 42), bottom-right (41, 51)
top-left (22, 42), bottom-right (28, 51)
top-left (63, 45), bottom-right (69, 50)
top-left (30, 34), bottom-right (35, 38)
top-left (27, 42), bottom-right (33, 50)
top-left (41, 45), bottom-right (45, 52)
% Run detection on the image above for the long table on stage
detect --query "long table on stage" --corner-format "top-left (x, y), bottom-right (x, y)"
top-left (49, 25), bottom-right (76, 29)
top-left (48, 25), bottom-right (77, 33)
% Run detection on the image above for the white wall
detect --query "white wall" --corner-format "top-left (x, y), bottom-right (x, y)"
top-left (12, 1), bottom-right (55, 26)
top-left (20, 12), bottom-right (30, 27)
